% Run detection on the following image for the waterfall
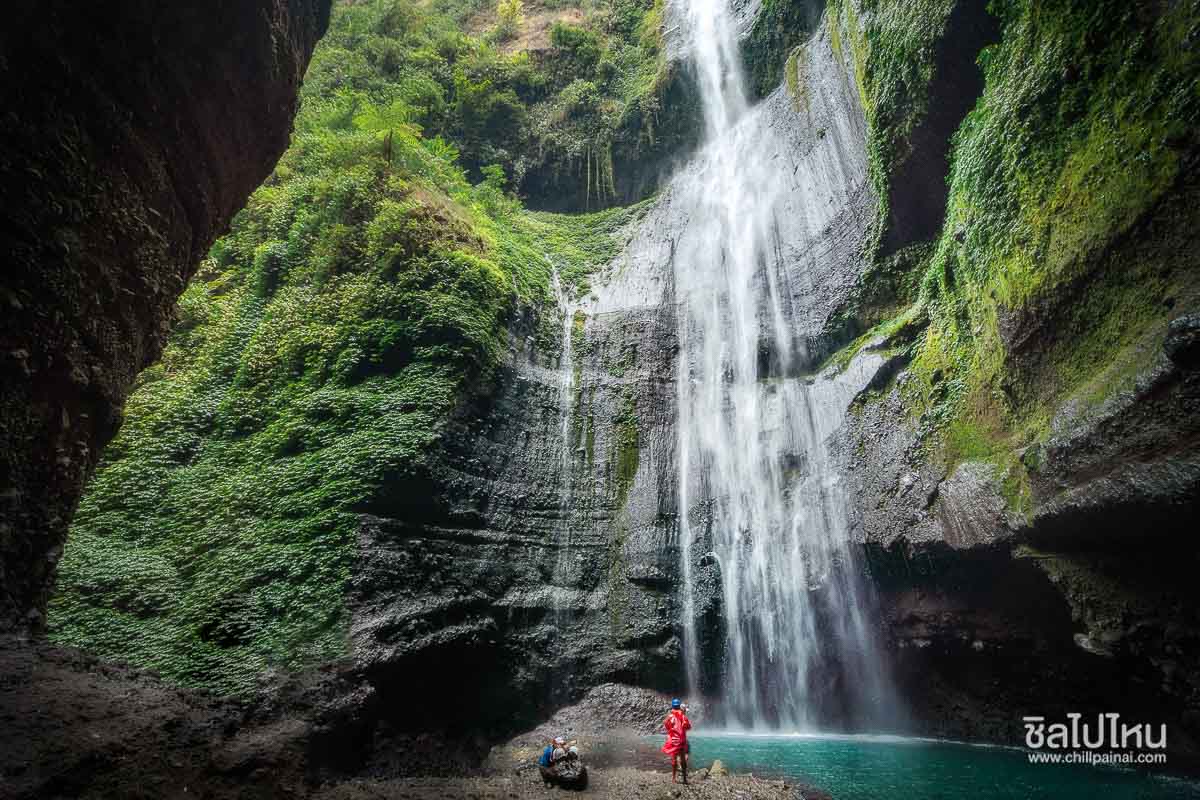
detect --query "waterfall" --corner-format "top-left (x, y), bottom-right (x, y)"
top-left (552, 265), bottom-right (578, 619)
top-left (553, 266), bottom-right (578, 479)
top-left (671, 0), bottom-right (893, 729)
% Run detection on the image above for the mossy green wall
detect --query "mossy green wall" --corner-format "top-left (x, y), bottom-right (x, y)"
top-left (824, 0), bottom-right (1200, 512)
top-left (47, 0), bottom-right (643, 694)
top-left (49, 0), bottom-right (1200, 692)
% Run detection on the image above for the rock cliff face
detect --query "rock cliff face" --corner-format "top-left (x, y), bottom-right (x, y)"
top-left (7, 0), bottom-right (1199, 770)
top-left (346, 0), bottom-right (1200, 753)
top-left (342, 16), bottom-right (882, 737)
top-left (0, 0), bottom-right (331, 631)
top-left (848, 270), bottom-right (1200, 747)
top-left (829, 0), bottom-right (1200, 751)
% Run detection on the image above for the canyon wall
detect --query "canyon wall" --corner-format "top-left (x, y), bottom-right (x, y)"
top-left (0, 0), bottom-right (331, 631)
top-left (823, 0), bottom-right (1200, 750)
top-left (423, 0), bottom-right (1200, 747)
top-left (14, 0), bottom-right (1199, 765)
top-left (344, 14), bottom-right (882, 737)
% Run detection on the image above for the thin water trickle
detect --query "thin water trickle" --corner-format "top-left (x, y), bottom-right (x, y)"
top-left (552, 265), bottom-right (578, 619)
top-left (670, 0), bottom-right (893, 728)
top-left (553, 267), bottom-right (577, 478)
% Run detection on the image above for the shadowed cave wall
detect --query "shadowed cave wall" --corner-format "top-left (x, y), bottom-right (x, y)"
top-left (0, 0), bottom-right (332, 631)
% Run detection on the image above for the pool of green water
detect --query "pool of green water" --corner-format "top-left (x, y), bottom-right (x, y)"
top-left (677, 733), bottom-right (1200, 799)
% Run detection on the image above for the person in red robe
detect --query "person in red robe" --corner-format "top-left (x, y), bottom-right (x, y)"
top-left (661, 698), bottom-right (692, 783)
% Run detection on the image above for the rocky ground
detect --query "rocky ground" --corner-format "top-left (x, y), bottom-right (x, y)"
top-left (0, 640), bottom-right (820, 799)
top-left (314, 768), bottom-right (809, 800)
top-left (0, 635), bottom-right (306, 799)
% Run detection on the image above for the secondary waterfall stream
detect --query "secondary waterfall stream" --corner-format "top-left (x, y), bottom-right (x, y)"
top-left (552, 264), bottom-right (580, 619)
top-left (670, 0), bottom-right (893, 729)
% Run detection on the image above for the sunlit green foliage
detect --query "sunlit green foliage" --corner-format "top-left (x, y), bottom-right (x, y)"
top-left (48, 0), bottom-right (644, 693)
top-left (495, 0), bottom-right (525, 40)
top-left (299, 0), bottom-right (669, 208)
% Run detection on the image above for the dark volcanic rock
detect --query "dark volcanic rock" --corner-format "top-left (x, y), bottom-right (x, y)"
top-left (345, 277), bottom-right (688, 738)
top-left (0, 635), bottom-right (511, 796)
top-left (868, 541), bottom-right (1200, 758)
top-left (0, 635), bottom-right (310, 799)
top-left (501, 682), bottom-right (701, 746)
top-left (1165, 313), bottom-right (1200, 369)
top-left (0, 0), bottom-right (331, 631)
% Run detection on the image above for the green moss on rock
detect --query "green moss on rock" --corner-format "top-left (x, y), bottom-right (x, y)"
top-left (822, 0), bottom-right (1199, 519)
top-left (611, 391), bottom-right (640, 509)
top-left (911, 0), bottom-right (1198, 435)
top-left (871, 0), bottom-right (1199, 501)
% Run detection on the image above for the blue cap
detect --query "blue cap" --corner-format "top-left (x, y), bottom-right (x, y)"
top-left (671, 698), bottom-right (681, 708)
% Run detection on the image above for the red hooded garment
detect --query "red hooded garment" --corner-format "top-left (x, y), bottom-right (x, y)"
top-left (661, 709), bottom-right (692, 756)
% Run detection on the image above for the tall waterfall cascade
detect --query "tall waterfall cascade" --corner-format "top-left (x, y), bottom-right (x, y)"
top-left (669, 0), bottom-right (894, 729)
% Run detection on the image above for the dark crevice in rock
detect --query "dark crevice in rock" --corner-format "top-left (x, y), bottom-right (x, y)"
top-left (868, 539), bottom-right (1200, 762)
top-left (880, 0), bottom-right (1000, 255)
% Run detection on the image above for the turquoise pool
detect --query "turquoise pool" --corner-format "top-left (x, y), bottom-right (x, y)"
top-left (670, 733), bottom-right (1200, 799)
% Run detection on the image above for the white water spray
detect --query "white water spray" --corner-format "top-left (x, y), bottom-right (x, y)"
top-left (551, 265), bottom-right (580, 618)
top-left (553, 266), bottom-right (578, 477)
top-left (671, 0), bottom-right (892, 729)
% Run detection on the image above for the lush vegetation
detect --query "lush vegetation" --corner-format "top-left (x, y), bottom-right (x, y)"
top-left (830, 0), bottom-right (1200, 515)
top-left (49, 0), bottom-right (1200, 692)
top-left (48, 0), bottom-right (647, 694)
top-left (299, 0), bottom-right (674, 210)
